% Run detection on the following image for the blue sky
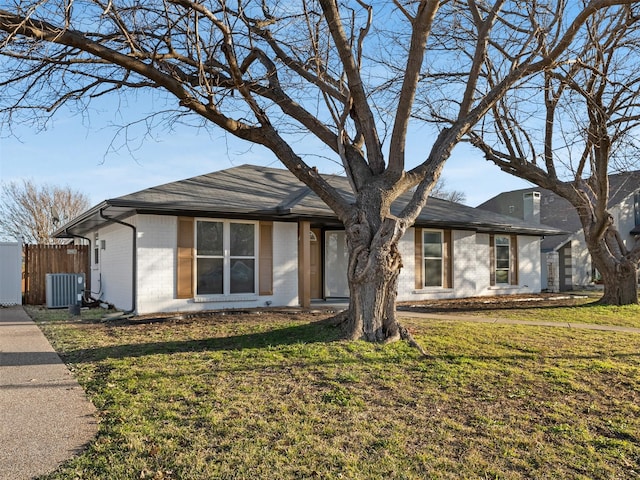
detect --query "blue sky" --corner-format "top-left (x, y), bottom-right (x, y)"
top-left (0, 104), bottom-right (532, 209)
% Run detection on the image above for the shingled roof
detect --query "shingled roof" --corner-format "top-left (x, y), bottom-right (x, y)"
top-left (477, 170), bottom-right (640, 251)
top-left (56, 164), bottom-right (563, 237)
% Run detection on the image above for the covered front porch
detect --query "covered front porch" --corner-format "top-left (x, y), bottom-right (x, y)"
top-left (297, 221), bottom-right (350, 308)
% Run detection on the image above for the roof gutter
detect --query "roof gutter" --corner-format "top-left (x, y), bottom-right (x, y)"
top-left (100, 208), bottom-right (136, 314)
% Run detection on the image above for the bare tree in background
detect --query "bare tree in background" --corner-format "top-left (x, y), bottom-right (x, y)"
top-left (0, 1), bottom-right (633, 341)
top-left (468, 4), bottom-right (640, 305)
top-left (0, 180), bottom-right (90, 244)
top-left (431, 177), bottom-right (467, 204)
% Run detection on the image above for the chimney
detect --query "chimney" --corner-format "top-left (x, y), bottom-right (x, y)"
top-left (523, 192), bottom-right (541, 224)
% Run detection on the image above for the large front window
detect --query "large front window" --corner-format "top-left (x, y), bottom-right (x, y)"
top-left (495, 235), bottom-right (511, 284)
top-left (423, 230), bottom-right (443, 287)
top-left (196, 220), bottom-right (256, 295)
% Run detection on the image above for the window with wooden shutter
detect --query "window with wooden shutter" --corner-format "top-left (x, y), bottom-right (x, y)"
top-left (443, 229), bottom-right (453, 289)
top-left (415, 228), bottom-right (453, 289)
top-left (414, 228), bottom-right (422, 289)
top-left (176, 217), bottom-right (194, 298)
top-left (510, 234), bottom-right (519, 285)
top-left (490, 234), bottom-right (518, 286)
top-left (259, 222), bottom-right (273, 295)
top-left (489, 235), bottom-right (496, 286)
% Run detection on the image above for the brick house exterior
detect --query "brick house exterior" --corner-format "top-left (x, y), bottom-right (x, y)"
top-left (56, 165), bottom-right (562, 314)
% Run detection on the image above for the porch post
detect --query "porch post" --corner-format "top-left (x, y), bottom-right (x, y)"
top-left (298, 221), bottom-right (311, 308)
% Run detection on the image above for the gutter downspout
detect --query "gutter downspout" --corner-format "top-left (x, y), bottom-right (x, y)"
top-left (100, 209), bottom-right (137, 314)
top-left (62, 230), bottom-right (95, 300)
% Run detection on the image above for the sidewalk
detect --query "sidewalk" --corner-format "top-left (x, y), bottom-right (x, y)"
top-left (0, 306), bottom-right (97, 480)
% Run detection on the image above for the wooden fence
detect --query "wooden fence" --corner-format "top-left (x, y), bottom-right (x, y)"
top-left (23, 244), bottom-right (90, 305)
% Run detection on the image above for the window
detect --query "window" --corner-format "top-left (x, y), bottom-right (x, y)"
top-left (423, 230), bottom-right (443, 287)
top-left (93, 233), bottom-right (99, 265)
top-left (415, 228), bottom-right (452, 289)
top-left (490, 234), bottom-right (518, 286)
top-left (195, 220), bottom-right (256, 296)
top-left (494, 236), bottom-right (511, 284)
top-left (634, 191), bottom-right (640, 226)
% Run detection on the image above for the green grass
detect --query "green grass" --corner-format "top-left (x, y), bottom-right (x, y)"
top-left (467, 296), bottom-right (640, 328)
top-left (27, 305), bottom-right (640, 479)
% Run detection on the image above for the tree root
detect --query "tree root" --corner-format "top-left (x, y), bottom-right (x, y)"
top-left (327, 311), bottom-right (429, 357)
top-left (398, 322), bottom-right (429, 358)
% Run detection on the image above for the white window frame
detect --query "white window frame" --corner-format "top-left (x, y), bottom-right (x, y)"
top-left (195, 219), bottom-right (258, 297)
top-left (494, 235), bottom-right (511, 285)
top-left (93, 232), bottom-right (100, 266)
top-left (422, 229), bottom-right (444, 288)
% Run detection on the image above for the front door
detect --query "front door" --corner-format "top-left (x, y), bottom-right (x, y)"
top-left (324, 231), bottom-right (349, 298)
top-left (559, 242), bottom-right (573, 291)
top-left (310, 228), bottom-right (322, 299)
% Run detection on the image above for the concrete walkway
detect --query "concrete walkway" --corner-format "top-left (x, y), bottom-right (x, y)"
top-left (0, 306), bottom-right (97, 480)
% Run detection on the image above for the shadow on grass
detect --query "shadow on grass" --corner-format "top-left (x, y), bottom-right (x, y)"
top-left (59, 316), bottom-right (640, 367)
top-left (62, 318), bottom-right (346, 364)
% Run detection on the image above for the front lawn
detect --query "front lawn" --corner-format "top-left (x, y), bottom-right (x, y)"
top-left (400, 292), bottom-right (640, 328)
top-left (28, 305), bottom-right (640, 479)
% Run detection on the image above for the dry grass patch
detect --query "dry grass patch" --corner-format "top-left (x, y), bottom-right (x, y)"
top-left (27, 306), bottom-right (640, 480)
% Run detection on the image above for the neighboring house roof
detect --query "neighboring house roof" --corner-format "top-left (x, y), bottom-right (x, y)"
top-left (55, 164), bottom-right (563, 238)
top-left (477, 170), bottom-right (640, 251)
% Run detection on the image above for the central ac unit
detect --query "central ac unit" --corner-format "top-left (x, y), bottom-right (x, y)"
top-left (46, 273), bottom-right (85, 308)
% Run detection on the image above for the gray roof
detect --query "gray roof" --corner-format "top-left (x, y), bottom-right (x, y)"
top-left (477, 170), bottom-right (640, 251)
top-left (56, 164), bottom-right (564, 237)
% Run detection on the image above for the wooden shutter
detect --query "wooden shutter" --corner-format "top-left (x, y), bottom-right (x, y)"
top-left (510, 234), bottom-right (519, 285)
top-left (443, 229), bottom-right (453, 289)
top-left (177, 217), bottom-right (194, 298)
top-left (489, 234), bottom-right (496, 286)
top-left (259, 222), bottom-right (273, 296)
top-left (414, 228), bottom-right (423, 289)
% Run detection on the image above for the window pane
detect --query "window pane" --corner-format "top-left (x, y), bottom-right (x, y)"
top-left (197, 258), bottom-right (223, 295)
top-left (423, 231), bottom-right (441, 245)
top-left (423, 231), bottom-right (442, 258)
top-left (496, 245), bottom-right (510, 269)
top-left (495, 236), bottom-right (510, 246)
top-left (230, 259), bottom-right (255, 293)
top-left (424, 242), bottom-right (442, 258)
top-left (424, 259), bottom-right (442, 287)
top-left (197, 222), bottom-right (223, 256)
top-left (495, 270), bottom-right (509, 284)
top-left (230, 223), bottom-right (255, 256)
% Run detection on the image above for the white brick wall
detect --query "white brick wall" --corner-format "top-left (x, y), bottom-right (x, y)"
top-left (91, 214), bottom-right (545, 314)
top-left (136, 215), bottom-right (178, 314)
top-left (398, 229), bottom-right (479, 302)
top-left (399, 229), bottom-right (541, 302)
top-left (517, 236), bottom-right (541, 292)
top-left (453, 230), bottom-right (478, 297)
top-left (134, 216), bottom-right (300, 314)
top-left (95, 220), bottom-right (135, 311)
top-left (271, 221), bottom-right (299, 307)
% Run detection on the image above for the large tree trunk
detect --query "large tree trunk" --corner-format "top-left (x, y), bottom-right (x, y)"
top-left (340, 213), bottom-right (405, 342)
top-left (586, 224), bottom-right (639, 305)
top-left (597, 259), bottom-right (638, 305)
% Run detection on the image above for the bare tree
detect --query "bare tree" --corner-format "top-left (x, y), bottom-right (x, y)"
top-left (431, 177), bottom-right (467, 204)
top-left (468, 4), bottom-right (640, 305)
top-left (0, 180), bottom-right (90, 244)
top-left (0, 1), bottom-right (633, 340)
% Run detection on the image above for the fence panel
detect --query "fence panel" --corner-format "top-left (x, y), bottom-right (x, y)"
top-left (24, 244), bottom-right (89, 305)
top-left (0, 242), bottom-right (22, 306)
